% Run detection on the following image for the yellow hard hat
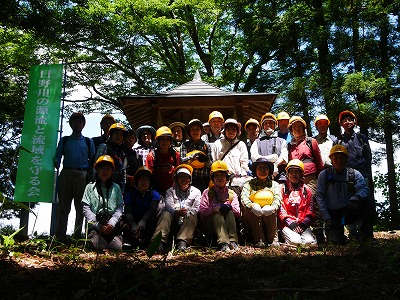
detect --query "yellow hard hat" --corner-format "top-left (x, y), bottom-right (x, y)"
top-left (260, 113), bottom-right (277, 125)
top-left (210, 160), bottom-right (230, 181)
top-left (277, 112), bottom-right (290, 121)
top-left (338, 110), bottom-right (357, 124)
top-left (285, 159), bottom-right (305, 173)
top-left (245, 118), bottom-right (260, 129)
top-left (94, 155), bottom-right (115, 170)
top-left (249, 190), bottom-right (274, 207)
top-left (329, 144), bottom-right (348, 157)
top-left (186, 150), bottom-right (208, 168)
top-left (108, 123), bottom-right (128, 137)
top-left (208, 111), bottom-right (224, 123)
top-left (314, 114), bottom-right (330, 126)
top-left (288, 116), bottom-right (307, 130)
top-left (155, 126), bottom-right (173, 140)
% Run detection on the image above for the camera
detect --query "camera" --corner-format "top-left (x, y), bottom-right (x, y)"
top-left (96, 211), bottom-right (110, 225)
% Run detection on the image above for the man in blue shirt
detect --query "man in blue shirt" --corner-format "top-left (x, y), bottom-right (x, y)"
top-left (54, 112), bottom-right (95, 241)
top-left (316, 145), bottom-right (369, 243)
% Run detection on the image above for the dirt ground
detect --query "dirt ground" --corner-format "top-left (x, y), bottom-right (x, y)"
top-left (1, 231), bottom-right (399, 300)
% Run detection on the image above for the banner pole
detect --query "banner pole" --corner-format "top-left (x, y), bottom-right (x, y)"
top-left (50, 62), bottom-right (68, 236)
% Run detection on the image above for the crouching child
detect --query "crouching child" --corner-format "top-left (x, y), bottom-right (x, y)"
top-left (199, 161), bottom-right (240, 252)
top-left (82, 155), bottom-right (123, 251)
top-left (152, 164), bottom-right (201, 252)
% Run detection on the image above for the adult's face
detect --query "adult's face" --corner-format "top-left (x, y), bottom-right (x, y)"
top-left (171, 126), bottom-right (183, 142)
top-left (246, 124), bottom-right (258, 140)
top-left (331, 152), bottom-right (348, 173)
top-left (224, 124), bottom-right (238, 141)
top-left (278, 119), bottom-right (289, 132)
top-left (340, 117), bottom-right (355, 133)
top-left (291, 122), bottom-right (305, 139)
top-left (316, 120), bottom-right (329, 135)
top-left (287, 168), bottom-right (302, 184)
top-left (69, 118), bottom-right (85, 133)
top-left (209, 117), bottom-right (223, 134)
top-left (101, 119), bottom-right (115, 134)
top-left (262, 119), bottom-right (276, 135)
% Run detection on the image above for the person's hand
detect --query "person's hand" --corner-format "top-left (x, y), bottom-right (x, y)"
top-left (261, 205), bottom-right (275, 216)
top-left (138, 219), bottom-right (146, 230)
top-left (101, 224), bottom-right (114, 235)
top-left (251, 203), bottom-right (263, 217)
top-left (176, 208), bottom-right (187, 217)
top-left (197, 152), bottom-right (209, 162)
top-left (348, 196), bottom-right (360, 210)
top-left (219, 204), bottom-right (232, 216)
top-left (266, 154), bottom-right (278, 163)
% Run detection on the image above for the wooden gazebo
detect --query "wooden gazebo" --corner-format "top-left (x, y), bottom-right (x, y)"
top-left (118, 71), bottom-right (278, 129)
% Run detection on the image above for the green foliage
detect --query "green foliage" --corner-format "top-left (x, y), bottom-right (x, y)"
top-left (0, 226), bottom-right (25, 257)
top-left (374, 163), bottom-right (400, 230)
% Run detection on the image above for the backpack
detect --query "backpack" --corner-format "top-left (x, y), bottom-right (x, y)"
top-left (325, 167), bottom-right (356, 194)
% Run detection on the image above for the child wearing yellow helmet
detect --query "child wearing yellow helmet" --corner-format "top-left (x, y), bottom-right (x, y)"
top-left (82, 155), bottom-right (124, 251)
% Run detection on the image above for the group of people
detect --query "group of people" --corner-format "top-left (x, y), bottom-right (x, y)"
top-left (54, 108), bottom-right (374, 252)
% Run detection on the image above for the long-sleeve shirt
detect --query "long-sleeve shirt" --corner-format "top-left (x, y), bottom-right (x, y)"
top-left (199, 186), bottom-right (240, 218)
top-left (180, 139), bottom-right (212, 180)
top-left (316, 167), bottom-right (369, 221)
top-left (288, 137), bottom-right (324, 177)
top-left (82, 182), bottom-right (123, 230)
top-left (55, 134), bottom-right (95, 169)
top-left (279, 181), bottom-right (315, 228)
top-left (212, 137), bottom-right (249, 176)
top-left (164, 185), bottom-right (201, 217)
top-left (241, 177), bottom-right (282, 211)
top-left (314, 134), bottom-right (336, 168)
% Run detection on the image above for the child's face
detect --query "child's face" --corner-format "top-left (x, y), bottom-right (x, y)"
top-left (158, 136), bottom-right (172, 152)
top-left (287, 168), bottom-right (302, 184)
top-left (97, 164), bottom-right (113, 182)
top-left (137, 175), bottom-right (151, 192)
top-left (213, 171), bottom-right (227, 188)
top-left (110, 130), bottom-right (125, 145)
top-left (256, 163), bottom-right (269, 180)
top-left (177, 173), bottom-right (191, 190)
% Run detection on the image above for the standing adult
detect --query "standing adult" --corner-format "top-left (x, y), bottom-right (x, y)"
top-left (287, 116), bottom-right (324, 194)
top-left (277, 111), bottom-right (291, 144)
top-left (336, 110), bottom-right (374, 239)
top-left (244, 118), bottom-right (260, 171)
top-left (212, 118), bottom-right (250, 193)
top-left (92, 114), bottom-right (116, 150)
top-left (54, 112), bottom-right (95, 241)
top-left (201, 111), bottom-right (224, 145)
top-left (250, 113), bottom-right (288, 183)
top-left (316, 145), bottom-right (369, 243)
top-left (314, 114), bottom-right (336, 169)
top-left (169, 122), bottom-right (186, 153)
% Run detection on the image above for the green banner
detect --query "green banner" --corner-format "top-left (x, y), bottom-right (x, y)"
top-left (14, 64), bottom-right (63, 203)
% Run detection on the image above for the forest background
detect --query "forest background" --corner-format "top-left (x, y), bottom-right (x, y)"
top-left (0, 0), bottom-right (399, 230)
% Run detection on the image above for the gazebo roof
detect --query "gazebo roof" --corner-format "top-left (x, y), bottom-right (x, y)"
top-left (118, 71), bottom-right (278, 129)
